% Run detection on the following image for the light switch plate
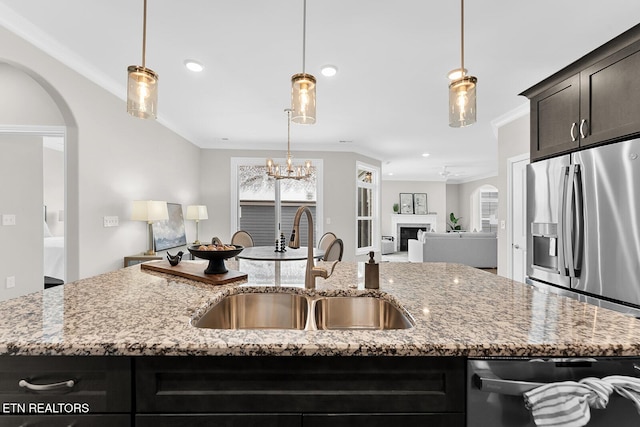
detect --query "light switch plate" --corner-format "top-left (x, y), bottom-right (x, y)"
top-left (6, 276), bottom-right (15, 289)
top-left (2, 214), bottom-right (16, 226)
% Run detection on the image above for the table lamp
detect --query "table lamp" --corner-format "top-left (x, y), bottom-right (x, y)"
top-left (132, 200), bottom-right (168, 255)
top-left (186, 205), bottom-right (208, 245)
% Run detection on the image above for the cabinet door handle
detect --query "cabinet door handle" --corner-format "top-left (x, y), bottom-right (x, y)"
top-left (570, 122), bottom-right (578, 141)
top-left (514, 244), bottom-right (520, 249)
top-left (18, 379), bottom-right (75, 391)
top-left (579, 119), bottom-right (588, 139)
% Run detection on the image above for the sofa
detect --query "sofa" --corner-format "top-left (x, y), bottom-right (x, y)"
top-left (407, 232), bottom-right (497, 268)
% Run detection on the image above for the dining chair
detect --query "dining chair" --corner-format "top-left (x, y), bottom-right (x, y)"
top-left (322, 238), bottom-right (343, 262)
top-left (231, 230), bottom-right (254, 248)
top-left (317, 231), bottom-right (337, 252)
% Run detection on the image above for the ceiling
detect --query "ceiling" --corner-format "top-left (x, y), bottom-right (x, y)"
top-left (1, 1), bottom-right (639, 183)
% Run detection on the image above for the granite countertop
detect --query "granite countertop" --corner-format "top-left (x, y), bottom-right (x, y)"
top-left (1, 259), bottom-right (640, 357)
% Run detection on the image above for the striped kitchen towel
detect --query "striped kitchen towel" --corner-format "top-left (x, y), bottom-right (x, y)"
top-left (603, 375), bottom-right (640, 413)
top-left (523, 378), bottom-right (612, 427)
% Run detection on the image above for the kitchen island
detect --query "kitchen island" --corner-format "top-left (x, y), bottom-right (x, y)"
top-left (1, 260), bottom-right (640, 357)
top-left (2, 261), bottom-right (640, 426)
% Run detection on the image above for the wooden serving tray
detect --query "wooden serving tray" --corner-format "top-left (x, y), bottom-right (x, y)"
top-left (140, 260), bottom-right (247, 285)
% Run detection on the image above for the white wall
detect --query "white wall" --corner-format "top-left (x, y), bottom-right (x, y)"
top-left (199, 149), bottom-right (381, 262)
top-left (0, 135), bottom-right (43, 301)
top-left (0, 26), bottom-right (201, 286)
top-left (455, 176), bottom-right (499, 231)
top-left (381, 181), bottom-right (446, 235)
top-left (496, 114), bottom-right (529, 276)
top-left (445, 184), bottom-right (460, 230)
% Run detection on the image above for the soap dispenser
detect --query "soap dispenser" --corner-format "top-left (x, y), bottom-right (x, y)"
top-left (364, 251), bottom-right (379, 289)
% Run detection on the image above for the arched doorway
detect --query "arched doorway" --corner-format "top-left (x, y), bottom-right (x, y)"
top-left (0, 62), bottom-right (77, 300)
top-left (469, 185), bottom-right (499, 233)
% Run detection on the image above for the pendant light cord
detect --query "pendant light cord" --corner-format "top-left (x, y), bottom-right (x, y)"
top-left (287, 109), bottom-right (292, 156)
top-left (302, 0), bottom-right (307, 74)
top-left (460, 0), bottom-right (464, 75)
top-left (142, 0), bottom-right (147, 68)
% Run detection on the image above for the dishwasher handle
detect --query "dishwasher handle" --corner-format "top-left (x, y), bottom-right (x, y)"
top-left (472, 368), bottom-right (544, 396)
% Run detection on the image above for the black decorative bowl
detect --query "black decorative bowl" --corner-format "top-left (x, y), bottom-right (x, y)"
top-left (188, 245), bottom-right (244, 274)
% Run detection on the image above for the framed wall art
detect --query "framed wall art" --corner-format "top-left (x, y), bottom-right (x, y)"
top-left (153, 203), bottom-right (187, 251)
top-left (413, 193), bottom-right (428, 215)
top-left (399, 193), bottom-right (414, 214)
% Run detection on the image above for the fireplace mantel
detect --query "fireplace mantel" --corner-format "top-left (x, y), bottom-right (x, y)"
top-left (390, 214), bottom-right (437, 251)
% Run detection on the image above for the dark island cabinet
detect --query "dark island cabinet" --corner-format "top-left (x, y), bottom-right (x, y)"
top-left (134, 356), bottom-right (466, 427)
top-left (523, 25), bottom-right (640, 161)
top-left (0, 356), bottom-right (131, 426)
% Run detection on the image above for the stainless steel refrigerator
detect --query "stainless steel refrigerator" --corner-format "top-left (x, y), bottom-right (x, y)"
top-left (526, 137), bottom-right (640, 316)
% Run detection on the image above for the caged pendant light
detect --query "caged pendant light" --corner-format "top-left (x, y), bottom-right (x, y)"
top-left (448, 0), bottom-right (477, 128)
top-left (266, 109), bottom-right (312, 180)
top-left (127, 0), bottom-right (158, 119)
top-left (291, 0), bottom-right (316, 125)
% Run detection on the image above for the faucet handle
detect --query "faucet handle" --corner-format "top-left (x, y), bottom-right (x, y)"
top-left (312, 260), bottom-right (339, 280)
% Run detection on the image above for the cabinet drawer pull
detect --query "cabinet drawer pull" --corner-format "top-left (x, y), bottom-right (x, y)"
top-left (579, 119), bottom-right (588, 138)
top-left (18, 379), bottom-right (75, 391)
top-left (570, 122), bottom-right (578, 141)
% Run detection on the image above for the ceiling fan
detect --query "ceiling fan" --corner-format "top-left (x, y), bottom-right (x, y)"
top-left (439, 166), bottom-right (452, 179)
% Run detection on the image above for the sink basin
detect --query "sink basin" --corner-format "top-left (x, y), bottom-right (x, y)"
top-left (194, 292), bottom-right (309, 330)
top-left (193, 292), bottom-right (413, 330)
top-left (313, 296), bottom-right (413, 330)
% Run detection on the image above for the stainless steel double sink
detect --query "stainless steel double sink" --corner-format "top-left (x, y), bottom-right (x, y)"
top-left (193, 290), bottom-right (413, 331)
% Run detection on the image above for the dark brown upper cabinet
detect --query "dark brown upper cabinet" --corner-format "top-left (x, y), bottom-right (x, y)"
top-left (522, 25), bottom-right (640, 161)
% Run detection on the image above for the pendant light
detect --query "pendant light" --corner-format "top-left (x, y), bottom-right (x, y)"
top-left (127, 0), bottom-right (158, 119)
top-left (448, 0), bottom-right (477, 128)
top-left (291, 0), bottom-right (316, 124)
top-left (266, 109), bottom-right (312, 180)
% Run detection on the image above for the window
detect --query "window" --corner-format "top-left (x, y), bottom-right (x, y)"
top-left (356, 162), bottom-right (379, 254)
top-left (469, 185), bottom-right (498, 232)
top-left (480, 190), bottom-right (499, 232)
top-left (231, 158), bottom-right (322, 246)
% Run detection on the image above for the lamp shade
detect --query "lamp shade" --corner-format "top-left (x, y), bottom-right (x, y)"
top-left (448, 76), bottom-right (477, 128)
top-left (186, 205), bottom-right (208, 221)
top-left (131, 200), bottom-right (168, 222)
top-left (291, 73), bottom-right (316, 124)
top-left (127, 66), bottom-right (159, 119)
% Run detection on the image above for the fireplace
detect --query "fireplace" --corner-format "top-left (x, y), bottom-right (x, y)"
top-left (399, 226), bottom-right (429, 251)
top-left (390, 214), bottom-right (437, 252)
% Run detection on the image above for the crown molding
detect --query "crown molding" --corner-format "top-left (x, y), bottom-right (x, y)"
top-left (490, 103), bottom-right (529, 139)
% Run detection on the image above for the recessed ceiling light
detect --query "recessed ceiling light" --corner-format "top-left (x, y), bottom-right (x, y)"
top-left (321, 65), bottom-right (338, 77)
top-left (422, 153), bottom-right (430, 157)
top-left (184, 59), bottom-right (204, 72)
top-left (388, 172), bottom-right (394, 176)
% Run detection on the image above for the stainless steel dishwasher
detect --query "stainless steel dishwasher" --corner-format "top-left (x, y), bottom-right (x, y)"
top-left (467, 358), bottom-right (640, 426)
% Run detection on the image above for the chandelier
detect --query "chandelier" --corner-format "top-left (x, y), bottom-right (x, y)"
top-left (266, 109), bottom-right (312, 180)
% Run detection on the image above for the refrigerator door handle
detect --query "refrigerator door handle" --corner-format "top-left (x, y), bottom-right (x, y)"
top-left (564, 164), bottom-right (577, 278)
top-left (557, 166), bottom-right (570, 276)
top-left (572, 164), bottom-right (584, 275)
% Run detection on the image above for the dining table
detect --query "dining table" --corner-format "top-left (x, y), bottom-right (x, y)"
top-left (236, 246), bottom-right (325, 286)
